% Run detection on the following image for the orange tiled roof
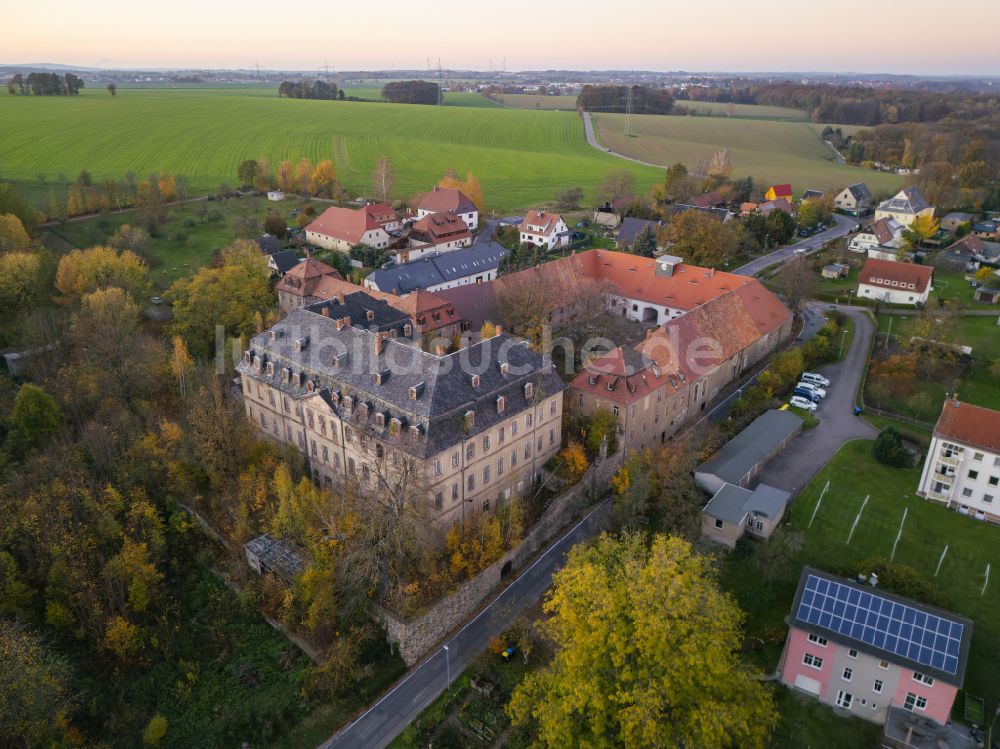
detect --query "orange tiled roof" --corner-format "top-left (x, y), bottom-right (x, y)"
top-left (418, 187), bottom-right (477, 215)
top-left (519, 210), bottom-right (564, 237)
top-left (859, 258), bottom-right (933, 293)
top-left (935, 398), bottom-right (1000, 453)
top-left (275, 259), bottom-right (342, 297)
top-left (306, 204), bottom-right (395, 244)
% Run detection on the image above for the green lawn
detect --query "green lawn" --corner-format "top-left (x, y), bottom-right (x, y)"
top-left (677, 101), bottom-right (810, 121)
top-left (0, 87), bottom-right (660, 213)
top-left (499, 94), bottom-right (578, 110)
top-left (720, 440), bottom-right (1000, 718)
top-left (593, 112), bottom-right (903, 195)
top-left (931, 269), bottom-right (997, 310)
top-left (47, 194), bottom-right (317, 291)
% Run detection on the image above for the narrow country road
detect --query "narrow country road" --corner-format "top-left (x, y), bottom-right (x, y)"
top-left (733, 213), bottom-right (858, 277)
top-left (582, 112), bottom-right (663, 168)
top-left (320, 498), bottom-right (613, 749)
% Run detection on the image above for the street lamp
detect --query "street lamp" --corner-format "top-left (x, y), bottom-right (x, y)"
top-left (443, 644), bottom-right (450, 687)
top-left (839, 328), bottom-right (848, 359)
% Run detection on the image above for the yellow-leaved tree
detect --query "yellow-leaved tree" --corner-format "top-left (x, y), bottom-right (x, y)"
top-left (437, 170), bottom-right (485, 212)
top-left (508, 533), bottom-right (778, 748)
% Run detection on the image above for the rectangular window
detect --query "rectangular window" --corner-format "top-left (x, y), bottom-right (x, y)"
top-left (802, 653), bottom-right (823, 669)
top-left (989, 476), bottom-right (999, 486)
top-left (807, 633), bottom-right (828, 647)
top-left (873, 680), bottom-right (883, 694)
top-left (842, 668), bottom-right (853, 682)
top-left (714, 518), bottom-right (724, 529)
top-left (511, 420), bottom-right (518, 436)
top-left (969, 470), bottom-right (979, 480)
top-left (483, 435), bottom-right (490, 451)
top-left (510, 449), bottom-right (517, 468)
top-left (526, 413), bottom-right (533, 428)
top-left (848, 649), bottom-right (858, 659)
top-left (483, 465), bottom-right (490, 483)
top-left (550, 400), bottom-right (557, 416)
top-left (322, 445), bottom-right (329, 463)
top-left (974, 452), bottom-right (984, 461)
top-left (498, 427), bottom-right (505, 445)
top-left (903, 693), bottom-right (927, 712)
top-left (434, 492), bottom-right (443, 510)
top-left (912, 672), bottom-right (934, 686)
top-left (433, 459), bottom-right (442, 477)
top-left (879, 660), bottom-right (889, 670)
top-left (497, 457), bottom-right (504, 476)
top-left (524, 444), bottom-right (531, 459)
top-left (537, 436), bottom-right (543, 452)
top-left (452, 451), bottom-right (460, 468)
top-left (835, 691), bottom-right (853, 709)
top-left (466, 443), bottom-right (475, 460)
top-left (467, 475), bottom-right (475, 491)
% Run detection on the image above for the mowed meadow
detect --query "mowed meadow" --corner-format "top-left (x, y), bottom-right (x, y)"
top-left (0, 87), bottom-right (660, 212)
top-left (593, 111), bottom-right (903, 195)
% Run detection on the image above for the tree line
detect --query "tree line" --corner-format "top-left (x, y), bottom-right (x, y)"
top-left (576, 84), bottom-right (674, 114)
top-left (277, 79), bottom-right (342, 100)
top-left (6, 72), bottom-right (85, 96)
top-left (381, 80), bottom-right (440, 105)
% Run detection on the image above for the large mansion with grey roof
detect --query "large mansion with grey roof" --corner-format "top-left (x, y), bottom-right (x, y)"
top-left (238, 300), bottom-right (565, 526)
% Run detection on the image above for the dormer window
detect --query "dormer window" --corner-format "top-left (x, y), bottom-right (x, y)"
top-left (282, 366), bottom-right (291, 382)
top-left (471, 374), bottom-right (480, 388)
top-left (366, 309), bottom-right (375, 320)
top-left (404, 323), bottom-right (412, 337)
top-left (499, 361), bottom-right (509, 375)
top-left (524, 382), bottom-right (535, 400)
top-left (243, 351), bottom-right (252, 365)
top-left (375, 413), bottom-right (386, 429)
top-left (358, 403), bottom-right (369, 419)
top-left (333, 353), bottom-right (348, 368)
top-left (606, 380), bottom-right (615, 392)
top-left (588, 375), bottom-right (598, 386)
top-left (409, 382), bottom-right (425, 400)
top-left (464, 410), bottom-right (475, 430)
top-left (375, 369), bottom-right (390, 386)
top-left (343, 395), bottom-right (353, 413)
top-left (389, 417), bottom-right (401, 436)
top-left (496, 395), bottom-right (506, 414)
top-left (294, 336), bottom-right (309, 351)
top-left (306, 380), bottom-right (316, 393)
top-left (265, 361), bottom-right (274, 376)
top-left (408, 424), bottom-right (421, 440)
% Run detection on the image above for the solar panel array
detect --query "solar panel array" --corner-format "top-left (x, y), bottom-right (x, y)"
top-left (796, 574), bottom-right (963, 676)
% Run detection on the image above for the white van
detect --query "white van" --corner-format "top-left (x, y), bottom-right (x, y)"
top-left (801, 372), bottom-right (831, 388)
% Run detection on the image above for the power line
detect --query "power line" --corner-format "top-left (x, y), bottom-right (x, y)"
top-left (624, 85), bottom-right (634, 136)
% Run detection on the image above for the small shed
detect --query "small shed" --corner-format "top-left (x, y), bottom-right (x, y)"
top-left (701, 483), bottom-right (792, 548)
top-left (974, 286), bottom-right (1000, 304)
top-left (821, 262), bottom-right (849, 280)
top-left (695, 409), bottom-right (803, 495)
top-left (267, 190), bottom-right (286, 202)
top-left (244, 534), bottom-right (306, 583)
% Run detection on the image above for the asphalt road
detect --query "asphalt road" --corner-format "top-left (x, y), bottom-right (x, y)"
top-left (751, 304), bottom-right (877, 496)
top-left (320, 498), bottom-right (613, 749)
top-left (582, 112), bottom-right (663, 167)
top-left (733, 213), bottom-right (859, 277)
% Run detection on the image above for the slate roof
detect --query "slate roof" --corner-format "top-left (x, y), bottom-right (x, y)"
top-left (759, 198), bottom-right (794, 216)
top-left (436, 282), bottom-right (501, 331)
top-left (306, 291), bottom-right (413, 334)
top-left (702, 483), bottom-right (790, 524)
top-left (268, 249), bottom-right (299, 274)
top-left (245, 534), bottom-right (306, 582)
top-left (616, 217), bottom-right (665, 246)
top-left (695, 409), bottom-right (802, 485)
top-left (801, 189), bottom-right (825, 201)
top-left (858, 258), bottom-right (934, 293)
top-left (790, 567), bottom-right (973, 686)
top-left (845, 182), bottom-right (872, 202)
top-left (878, 186), bottom-right (931, 216)
top-left (418, 187), bottom-right (477, 216)
top-left (934, 397), bottom-right (1000, 454)
top-left (238, 309), bottom-right (564, 459)
top-left (258, 234), bottom-right (282, 254)
top-left (366, 243), bottom-right (508, 293)
top-left (666, 203), bottom-right (732, 222)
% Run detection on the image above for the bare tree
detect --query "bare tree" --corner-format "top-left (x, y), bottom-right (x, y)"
top-left (371, 157), bottom-right (396, 203)
top-left (777, 256), bottom-right (817, 312)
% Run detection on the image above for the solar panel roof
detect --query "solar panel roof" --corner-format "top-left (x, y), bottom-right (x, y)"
top-left (791, 568), bottom-right (973, 685)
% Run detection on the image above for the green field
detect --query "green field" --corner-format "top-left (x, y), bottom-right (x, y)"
top-left (593, 112), bottom-right (902, 195)
top-left (0, 88), bottom-right (660, 213)
top-left (721, 439), bottom-right (1000, 719)
top-left (676, 101), bottom-right (810, 121)
top-left (499, 94), bottom-right (578, 110)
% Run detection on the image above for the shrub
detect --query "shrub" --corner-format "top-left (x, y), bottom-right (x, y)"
top-left (873, 427), bottom-right (911, 467)
top-left (854, 557), bottom-right (939, 605)
top-left (142, 714), bottom-right (168, 747)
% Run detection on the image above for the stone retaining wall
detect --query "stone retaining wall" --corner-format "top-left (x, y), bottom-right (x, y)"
top-left (379, 452), bottom-right (622, 665)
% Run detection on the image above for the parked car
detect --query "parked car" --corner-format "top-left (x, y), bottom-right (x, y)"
top-left (801, 372), bottom-right (831, 387)
top-left (151, 296), bottom-right (162, 305)
top-left (793, 386), bottom-right (822, 403)
top-left (797, 381), bottom-right (827, 399)
top-left (794, 247), bottom-right (810, 254)
top-left (790, 395), bottom-right (818, 411)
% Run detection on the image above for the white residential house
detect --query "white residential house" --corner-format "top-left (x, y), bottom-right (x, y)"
top-left (918, 398), bottom-right (1000, 523)
top-left (304, 204), bottom-right (397, 252)
top-left (833, 182), bottom-right (873, 215)
top-left (849, 217), bottom-right (907, 256)
top-left (874, 186), bottom-right (935, 228)
top-left (519, 210), bottom-right (569, 249)
top-left (416, 187), bottom-right (479, 230)
top-left (856, 258), bottom-right (933, 306)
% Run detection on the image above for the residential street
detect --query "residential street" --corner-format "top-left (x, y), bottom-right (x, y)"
top-left (733, 213), bottom-right (858, 277)
top-left (582, 111), bottom-right (663, 167)
top-left (319, 498), bottom-right (613, 749)
top-left (751, 304), bottom-right (877, 495)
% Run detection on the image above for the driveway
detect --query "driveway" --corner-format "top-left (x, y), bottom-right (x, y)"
top-left (751, 304), bottom-right (877, 496)
top-left (320, 498), bottom-right (613, 749)
top-left (734, 213), bottom-right (858, 278)
top-left (581, 112), bottom-right (662, 168)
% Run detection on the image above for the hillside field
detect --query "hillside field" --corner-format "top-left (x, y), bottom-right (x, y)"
top-left (675, 101), bottom-right (809, 121)
top-left (593, 111), bottom-right (903, 195)
top-left (0, 88), bottom-right (660, 213)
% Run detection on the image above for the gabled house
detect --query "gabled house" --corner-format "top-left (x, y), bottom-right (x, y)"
top-left (942, 235), bottom-right (1000, 270)
top-left (305, 203), bottom-right (399, 252)
top-left (397, 211), bottom-right (472, 263)
top-left (701, 483), bottom-right (792, 548)
top-left (849, 218), bottom-right (906, 256)
top-left (834, 183), bottom-right (873, 215)
top-left (764, 184), bottom-right (794, 203)
top-left (759, 198), bottom-right (794, 216)
top-left (940, 212), bottom-right (975, 234)
top-left (416, 187), bottom-right (479, 230)
top-left (276, 258), bottom-right (343, 314)
top-left (779, 567), bottom-right (972, 728)
top-left (593, 201), bottom-right (624, 229)
top-left (801, 189), bottom-right (825, 202)
top-left (856, 258), bottom-right (933, 306)
top-left (686, 191), bottom-right (726, 209)
top-left (874, 186), bottom-right (934, 227)
top-left (267, 249), bottom-right (300, 277)
top-left (519, 210), bottom-right (569, 249)
top-left (615, 217), bottom-right (666, 250)
top-left (365, 242), bottom-right (508, 294)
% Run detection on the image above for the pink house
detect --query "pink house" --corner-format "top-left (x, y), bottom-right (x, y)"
top-left (779, 568), bottom-right (972, 729)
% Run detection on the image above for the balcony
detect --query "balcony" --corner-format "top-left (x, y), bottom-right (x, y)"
top-left (937, 453), bottom-right (960, 468)
top-left (926, 490), bottom-right (951, 503)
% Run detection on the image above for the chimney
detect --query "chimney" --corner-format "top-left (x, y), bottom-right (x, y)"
top-left (336, 292), bottom-right (345, 304)
top-left (335, 317), bottom-right (347, 331)
top-left (374, 331), bottom-right (390, 355)
top-left (321, 306), bottom-right (330, 317)
top-left (495, 325), bottom-right (502, 336)
top-left (435, 343), bottom-right (447, 356)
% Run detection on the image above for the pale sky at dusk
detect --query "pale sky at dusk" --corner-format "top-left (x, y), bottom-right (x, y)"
top-left (8, 0), bottom-right (999, 75)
